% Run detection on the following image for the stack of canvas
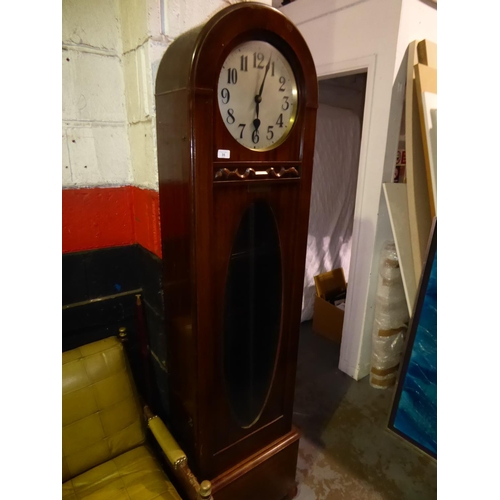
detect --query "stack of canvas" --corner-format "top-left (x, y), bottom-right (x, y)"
top-left (383, 39), bottom-right (437, 318)
top-left (407, 39), bottom-right (437, 279)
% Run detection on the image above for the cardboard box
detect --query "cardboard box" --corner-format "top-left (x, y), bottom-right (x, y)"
top-left (312, 268), bottom-right (347, 343)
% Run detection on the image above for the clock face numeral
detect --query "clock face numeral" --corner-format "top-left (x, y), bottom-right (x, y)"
top-left (279, 76), bottom-right (286, 91)
top-left (266, 126), bottom-right (274, 140)
top-left (227, 68), bottom-right (238, 84)
top-left (253, 52), bottom-right (265, 69)
top-left (221, 88), bottom-right (230, 104)
top-left (240, 55), bottom-right (248, 72)
top-left (217, 41), bottom-right (297, 151)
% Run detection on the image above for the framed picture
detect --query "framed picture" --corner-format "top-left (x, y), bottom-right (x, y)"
top-left (388, 218), bottom-right (437, 459)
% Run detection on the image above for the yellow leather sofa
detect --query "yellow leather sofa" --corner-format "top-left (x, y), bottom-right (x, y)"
top-left (62, 336), bottom-right (211, 500)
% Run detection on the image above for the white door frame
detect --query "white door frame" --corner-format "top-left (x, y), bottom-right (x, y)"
top-left (316, 55), bottom-right (377, 380)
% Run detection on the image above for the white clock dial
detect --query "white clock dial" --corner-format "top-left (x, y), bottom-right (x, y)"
top-left (217, 40), bottom-right (298, 151)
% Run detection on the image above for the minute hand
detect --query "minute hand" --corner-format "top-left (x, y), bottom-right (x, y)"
top-left (257, 54), bottom-right (272, 99)
top-left (254, 55), bottom-right (272, 126)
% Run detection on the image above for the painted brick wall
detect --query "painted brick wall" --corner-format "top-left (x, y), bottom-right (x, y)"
top-left (62, 0), bottom-right (271, 257)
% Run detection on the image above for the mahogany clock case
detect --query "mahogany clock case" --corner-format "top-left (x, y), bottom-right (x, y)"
top-left (155, 3), bottom-right (318, 496)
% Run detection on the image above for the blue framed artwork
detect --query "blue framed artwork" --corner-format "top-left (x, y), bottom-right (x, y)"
top-left (389, 219), bottom-right (437, 459)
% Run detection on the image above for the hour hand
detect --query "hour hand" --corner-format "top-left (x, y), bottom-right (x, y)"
top-left (254, 93), bottom-right (262, 131)
top-left (254, 94), bottom-right (262, 120)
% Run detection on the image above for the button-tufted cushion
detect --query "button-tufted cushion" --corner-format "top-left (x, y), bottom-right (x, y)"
top-left (62, 445), bottom-right (182, 500)
top-left (62, 337), bottom-right (146, 482)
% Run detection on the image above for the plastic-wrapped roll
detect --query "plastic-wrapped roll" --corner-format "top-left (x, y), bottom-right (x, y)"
top-left (370, 241), bottom-right (409, 389)
top-left (375, 301), bottom-right (409, 331)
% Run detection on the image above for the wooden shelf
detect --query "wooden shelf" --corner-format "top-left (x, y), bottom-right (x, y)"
top-left (383, 183), bottom-right (417, 315)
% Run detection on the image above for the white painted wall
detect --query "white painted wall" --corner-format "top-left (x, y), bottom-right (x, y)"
top-left (119, 0), bottom-right (159, 190)
top-left (63, 0), bottom-right (271, 190)
top-left (62, 0), bottom-right (132, 188)
top-left (280, 0), bottom-right (436, 379)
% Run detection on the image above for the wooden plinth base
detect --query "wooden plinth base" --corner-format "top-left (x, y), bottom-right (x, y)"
top-left (210, 428), bottom-right (300, 500)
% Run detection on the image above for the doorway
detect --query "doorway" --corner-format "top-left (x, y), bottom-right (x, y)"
top-left (300, 72), bottom-right (368, 332)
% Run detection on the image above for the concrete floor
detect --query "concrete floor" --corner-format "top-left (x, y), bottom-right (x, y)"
top-left (292, 322), bottom-right (437, 500)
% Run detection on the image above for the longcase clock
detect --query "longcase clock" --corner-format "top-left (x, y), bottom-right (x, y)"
top-left (155, 3), bottom-right (317, 499)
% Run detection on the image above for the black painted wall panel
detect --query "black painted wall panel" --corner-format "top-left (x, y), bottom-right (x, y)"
top-left (62, 251), bottom-right (89, 304)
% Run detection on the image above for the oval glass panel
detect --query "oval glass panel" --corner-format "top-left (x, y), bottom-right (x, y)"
top-left (223, 201), bottom-right (282, 428)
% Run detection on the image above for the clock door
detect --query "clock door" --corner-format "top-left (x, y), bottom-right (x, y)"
top-left (223, 199), bottom-right (282, 429)
top-left (209, 182), bottom-right (302, 474)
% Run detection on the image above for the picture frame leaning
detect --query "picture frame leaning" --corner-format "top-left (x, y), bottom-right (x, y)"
top-left (388, 218), bottom-right (437, 459)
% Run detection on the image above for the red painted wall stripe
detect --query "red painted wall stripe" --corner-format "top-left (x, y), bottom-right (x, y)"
top-left (131, 187), bottom-right (162, 257)
top-left (62, 186), bottom-right (162, 257)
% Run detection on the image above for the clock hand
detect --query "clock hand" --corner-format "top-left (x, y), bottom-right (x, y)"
top-left (254, 54), bottom-right (272, 132)
top-left (257, 54), bottom-right (272, 99)
top-left (253, 99), bottom-right (261, 132)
